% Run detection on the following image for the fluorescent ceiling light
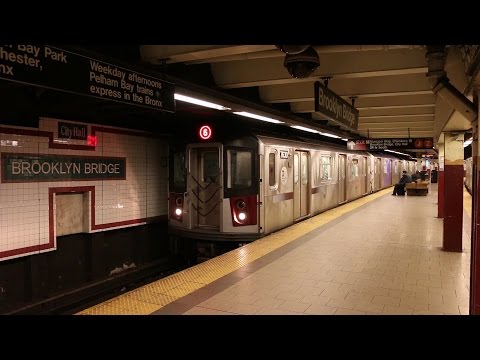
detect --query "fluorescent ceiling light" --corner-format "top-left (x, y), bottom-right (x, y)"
top-left (291, 125), bottom-right (319, 133)
top-left (464, 139), bottom-right (472, 148)
top-left (0, 140), bottom-right (18, 147)
top-left (174, 93), bottom-right (231, 111)
top-left (385, 149), bottom-right (409, 156)
top-left (319, 132), bottom-right (341, 139)
top-left (233, 111), bottom-right (284, 124)
top-left (341, 138), bottom-right (348, 142)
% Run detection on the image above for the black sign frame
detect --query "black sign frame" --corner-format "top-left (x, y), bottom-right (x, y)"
top-left (0, 45), bottom-right (175, 113)
top-left (1, 153), bottom-right (127, 183)
top-left (347, 138), bottom-right (434, 151)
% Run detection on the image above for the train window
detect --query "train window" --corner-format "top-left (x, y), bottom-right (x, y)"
top-left (203, 151), bottom-right (219, 183)
top-left (269, 152), bottom-right (276, 187)
top-left (227, 150), bottom-right (252, 189)
top-left (294, 153), bottom-right (299, 184)
top-left (173, 152), bottom-right (186, 188)
top-left (352, 158), bottom-right (359, 177)
top-left (312, 160), bottom-right (321, 186)
top-left (301, 153), bottom-right (308, 185)
top-left (321, 156), bottom-right (331, 181)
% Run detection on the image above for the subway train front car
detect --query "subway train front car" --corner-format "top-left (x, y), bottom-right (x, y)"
top-left (169, 129), bottom-right (260, 243)
top-left (167, 125), bottom-right (405, 251)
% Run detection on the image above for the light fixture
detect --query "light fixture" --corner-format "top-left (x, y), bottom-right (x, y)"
top-left (290, 125), bottom-right (319, 133)
top-left (0, 140), bottom-right (18, 146)
top-left (341, 138), bottom-right (349, 142)
top-left (233, 111), bottom-right (284, 124)
top-left (385, 149), bottom-right (410, 156)
top-left (319, 132), bottom-right (341, 139)
top-left (174, 93), bottom-right (231, 111)
top-left (464, 139), bottom-right (472, 147)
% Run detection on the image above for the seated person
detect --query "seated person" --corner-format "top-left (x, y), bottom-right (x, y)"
top-left (411, 171), bottom-right (421, 181)
top-left (392, 170), bottom-right (412, 196)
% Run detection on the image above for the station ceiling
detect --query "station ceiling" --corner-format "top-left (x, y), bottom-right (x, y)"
top-left (1, 44), bottom-right (473, 157)
top-left (137, 45), bottom-right (473, 150)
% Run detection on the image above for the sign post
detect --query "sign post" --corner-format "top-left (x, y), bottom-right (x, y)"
top-left (0, 45), bottom-right (175, 113)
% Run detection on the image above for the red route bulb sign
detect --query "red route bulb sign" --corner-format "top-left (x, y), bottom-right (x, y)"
top-left (199, 125), bottom-right (212, 140)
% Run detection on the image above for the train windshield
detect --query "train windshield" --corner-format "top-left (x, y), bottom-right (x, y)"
top-left (227, 149), bottom-right (252, 188)
top-left (173, 152), bottom-right (186, 188)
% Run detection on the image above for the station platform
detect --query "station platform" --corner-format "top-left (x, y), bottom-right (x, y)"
top-left (78, 184), bottom-right (471, 315)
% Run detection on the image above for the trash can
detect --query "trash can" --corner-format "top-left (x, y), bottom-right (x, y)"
top-left (431, 170), bottom-right (438, 183)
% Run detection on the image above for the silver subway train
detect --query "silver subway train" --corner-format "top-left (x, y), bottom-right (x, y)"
top-left (168, 132), bottom-right (416, 242)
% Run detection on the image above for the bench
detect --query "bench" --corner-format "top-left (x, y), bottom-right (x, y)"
top-left (405, 181), bottom-right (430, 196)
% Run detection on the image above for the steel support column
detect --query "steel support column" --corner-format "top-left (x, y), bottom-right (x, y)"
top-left (443, 132), bottom-right (464, 252)
top-left (437, 143), bottom-right (445, 218)
top-left (471, 95), bottom-right (480, 314)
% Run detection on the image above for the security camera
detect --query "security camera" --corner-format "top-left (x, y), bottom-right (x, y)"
top-left (276, 45), bottom-right (310, 55)
top-left (283, 46), bottom-right (320, 79)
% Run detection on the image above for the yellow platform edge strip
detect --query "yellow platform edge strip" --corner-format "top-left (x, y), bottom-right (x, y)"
top-left (78, 187), bottom-right (393, 315)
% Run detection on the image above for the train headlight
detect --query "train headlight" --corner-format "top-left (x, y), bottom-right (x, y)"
top-left (175, 208), bottom-right (183, 216)
top-left (238, 212), bottom-right (246, 221)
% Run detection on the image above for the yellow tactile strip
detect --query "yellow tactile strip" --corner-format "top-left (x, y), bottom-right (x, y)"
top-left (78, 187), bottom-right (393, 315)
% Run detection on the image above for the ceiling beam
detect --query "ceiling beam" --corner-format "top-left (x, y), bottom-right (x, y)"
top-left (140, 45), bottom-right (277, 64)
top-left (293, 104), bottom-right (436, 115)
top-left (185, 45), bottom-right (424, 64)
top-left (359, 124), bottom-right (433, 129)
top-left (359, 131), bottom-right (434, 136)
top-left (359, 114), bottom-right (434, 119)
top-left (359, 120), bottom-right (433, 126)
top-left (357, 104), bottom-right (435, 110)
top-left (259, 74), bottom-right (432, 103)
top-left (211, 49), bottom-right (427, 88)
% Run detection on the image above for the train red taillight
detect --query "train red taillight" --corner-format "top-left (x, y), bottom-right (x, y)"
top-left (230, 196), bottom-right (257, 226)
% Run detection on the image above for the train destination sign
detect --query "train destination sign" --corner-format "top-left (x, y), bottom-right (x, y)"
top-left (1, 153), bottom-right (126, 182)
top-left (314, 81), bottom-right (359, 131)
top-left (347, 138), bottom-right (434, 151)
top-left (0, 45), bottom-right (175, 113)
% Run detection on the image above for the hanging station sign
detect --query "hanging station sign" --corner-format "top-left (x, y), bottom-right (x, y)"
top-left (0, 45), bottom-right (175, 113)
top-left (314, 81), bottom-right (359, 131)
top-left (347, 138), bottom-right (434, 151)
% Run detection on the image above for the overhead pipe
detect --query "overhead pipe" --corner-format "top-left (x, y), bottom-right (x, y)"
top-left (425, 45), bottom-right (477, 122)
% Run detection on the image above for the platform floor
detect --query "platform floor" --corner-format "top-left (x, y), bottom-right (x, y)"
top-left (79, 184), bottom-right (471, 315)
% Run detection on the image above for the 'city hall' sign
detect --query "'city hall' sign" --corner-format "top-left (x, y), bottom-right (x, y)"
top-left (58, 122), bottom-right (87, 140)
top-left (1, 153), bottom-right (126, 182)
top-left (314, 81), bottom-right (359, 131)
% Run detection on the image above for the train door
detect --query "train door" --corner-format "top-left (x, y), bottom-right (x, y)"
top-left (338, 154), bottom-right (347, 203)
top-left (187, 144), bottom-right (222, 230)
top-left (375, 158), bottom-right (381, 190)
top-left (386, 159), bottom-right (392, 186)
top-left (293, 151), bottom-right (309, 219)
top-left (362, 156), bottom-right (368, 194)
